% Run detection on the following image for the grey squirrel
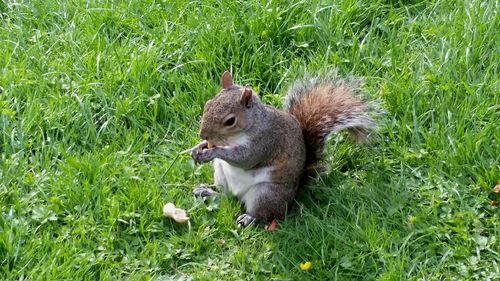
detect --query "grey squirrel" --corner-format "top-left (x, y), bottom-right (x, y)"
top-left (191, 71), bottom-right (375, 227)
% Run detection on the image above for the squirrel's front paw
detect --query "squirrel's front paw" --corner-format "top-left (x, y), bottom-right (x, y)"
top-left (191, 141), bottom-right (215, 164)
top-left (236, 213), bottom-right (256, 228)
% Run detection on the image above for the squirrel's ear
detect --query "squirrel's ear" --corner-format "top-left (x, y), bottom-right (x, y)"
top-left (241, 87), bottom-right (253, 108)
top-left (221, 71), bottom-right (233, 89)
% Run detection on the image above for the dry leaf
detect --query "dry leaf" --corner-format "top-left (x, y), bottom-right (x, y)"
top-left (493, 180), bottom-right (500, 193)
top-left (162, 203), bottom-right (189, 223)
top-left (265, 219), bottom-right (278, 232)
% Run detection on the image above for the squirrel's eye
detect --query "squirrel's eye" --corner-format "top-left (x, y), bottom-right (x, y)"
top-left (224, 116), bottom-right (236, 126)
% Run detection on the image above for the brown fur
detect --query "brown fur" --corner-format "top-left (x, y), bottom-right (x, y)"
top-left (287, 84), bottom-right (372, 173)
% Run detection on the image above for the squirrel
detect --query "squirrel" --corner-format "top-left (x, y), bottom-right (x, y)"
top-left (191, 71), bottom-right (375, 227)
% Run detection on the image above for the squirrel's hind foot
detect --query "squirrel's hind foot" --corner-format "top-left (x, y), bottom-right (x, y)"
top-left (193, 184), bottom-right (218, 197)
top-left (236, 213), bottom-right (256, 228)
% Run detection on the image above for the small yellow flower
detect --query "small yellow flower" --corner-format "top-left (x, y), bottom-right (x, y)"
top-left (299, 261), bottom-right (312, 271)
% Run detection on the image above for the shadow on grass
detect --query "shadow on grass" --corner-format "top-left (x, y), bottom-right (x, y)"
top-left (266, 146), bottom-right (430, 280)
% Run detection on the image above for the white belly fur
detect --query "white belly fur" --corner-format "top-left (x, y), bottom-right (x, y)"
top-left (213, 158), bottom-right (272, 209)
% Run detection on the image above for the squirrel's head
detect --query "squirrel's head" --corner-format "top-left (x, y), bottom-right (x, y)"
top-left (199, 71), bottom-right (262, 147)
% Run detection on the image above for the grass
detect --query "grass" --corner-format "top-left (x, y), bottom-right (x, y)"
top-left (0, 0), bottom-right (499, 280)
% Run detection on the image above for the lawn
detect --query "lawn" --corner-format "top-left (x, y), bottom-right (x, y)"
top-left (0, 0), bottom-right (499, 280)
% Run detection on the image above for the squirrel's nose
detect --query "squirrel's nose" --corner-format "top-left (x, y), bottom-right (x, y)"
top-left (199, 129), bottom-right (209, 140)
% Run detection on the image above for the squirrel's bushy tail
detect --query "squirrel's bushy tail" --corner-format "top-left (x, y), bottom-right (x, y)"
top-left (284, 72), bottom-right (376, 175)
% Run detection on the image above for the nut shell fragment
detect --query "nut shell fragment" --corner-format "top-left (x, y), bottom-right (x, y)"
top-left (163, 203), bottom-right (189, 223)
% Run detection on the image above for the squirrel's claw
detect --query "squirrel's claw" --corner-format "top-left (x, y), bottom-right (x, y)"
top-left (236, 213), bottom-right (256, 228)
